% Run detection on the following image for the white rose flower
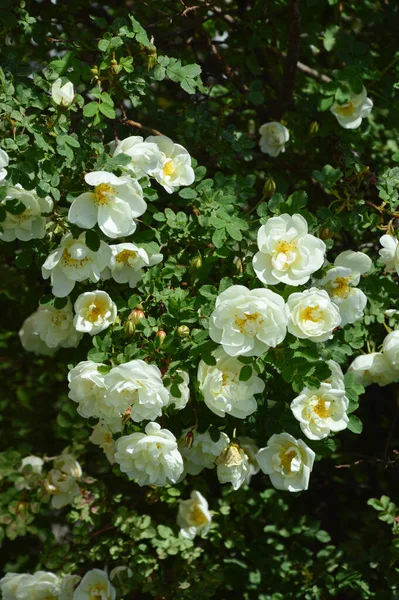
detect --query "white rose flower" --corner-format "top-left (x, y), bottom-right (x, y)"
top-left (287, 288), bottom-right (341, 343)
top-left (319, 250), bottom-right (372, 326)
top-left (198, 347), bottom-right (264, 418)
top-left (348, 352), bottom-right (398, 387)
top-left (73, 290), bottom-right (117, 336)
top-left (68, 171), bottom-right (146, 239)
top-left (253, 213), bottom-right (326, 286)
top-left (51, 78), bottom-right (75, 107)
top-left (34, 300), bottom-right (82, 349)
top-left (331, 85), bottom-right (373, 129)
top-left (379, 234), bottom-right (399, 274)
top-left (166, 369), bottom-right (190, 410)
top-left (177, 490), bottom-right (212, 540)
top-left (325, 359), bottom-right (345, 390)
top-left (209, 285), bottom-right (288, 357)
top-left (145, 135), bottom-right (195, 194)
top-left (258, 122), bottom-right (289, 157)
top-left (45, 453), bottom-right (82, 509)
top-left (114, 422), bottom-right (184, 486)
top-left (19, 313), bottom-right (54, 356)
top-left (291, 382), bottom-right (349, 440)
top-left (73, 569), bottom-right (116, 600)
top-left (256, 432), bottom-right (315, 492)
top-left (59, 575), bottom-right (81, 600)
top-left (0, 147), bottom-right (9, 181)
top-left (382, 330), bottom-right (399, 371)
top-left (238, 437), bottom-right (260, 483)
top-left (0, 185), bottom-right (53, 242)
top-left (104, 360), bottom-right (169, 423)
top-left (42, 232), bottom-right (113, 298)
top-left (89, 421), bottom-right (116, 464)
top-left (8, 571), bottom-right (60, 600)
top-left (179, 429), bottom-right (230, 475)
top-left (0, 573), bottom-right (29, 599)
top-left (216, 443), bottom-right (250, 490)
top-left (111, 135), bottom-right (164, 178)
top-left (102, 242), bottom-right (163, 288)
top-left (15, 455), bottom-right (44, 491)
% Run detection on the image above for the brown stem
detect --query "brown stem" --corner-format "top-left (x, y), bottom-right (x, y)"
top-left (119, 104), bottom-right (164, 136)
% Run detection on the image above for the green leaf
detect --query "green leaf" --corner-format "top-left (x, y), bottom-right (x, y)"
top-left (85, 230), bottom-right (101, 252)
top-left (347, 415), bottom-right (363, 434)
top-left (54, 297), bottom-right (68, 310)
top-left (99, 103), bottom-right (116, 119)
top-left (212, 227), bottom-right (227, 248)
top-left (239, 365), bottom-right (253, 382)
top-left (83, 102), bottom-right (99, 117)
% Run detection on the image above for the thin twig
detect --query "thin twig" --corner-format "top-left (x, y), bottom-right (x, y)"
top-left (119, 104), bottom-right (164, 136)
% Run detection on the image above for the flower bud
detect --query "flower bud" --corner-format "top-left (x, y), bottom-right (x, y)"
top-left (155, 330), bottom-right (167, 346)
top-left (233, 256), bottom-right (243, 275)
top-left (262, 176), bottom-right (276, 198)
top-left (177, 325), bottom-right (190, 338)
top-left (128, 309), bottom-right (145, 325)
top-left (190, 254), bottom-right (202, 270)
top-left (184, 430), bottom-right (194, 449)
top-left (90, 66), bottom-right (99, 77)
top-left (124, 320), bottom-right (136, 336)
top-left (320, 227), bottom-right (333, 240)
top-left (309, 121), bottom-right (320, 135)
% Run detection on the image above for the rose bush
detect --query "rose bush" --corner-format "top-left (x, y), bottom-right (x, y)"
top-left (1, 1), bottom-right (399, 599)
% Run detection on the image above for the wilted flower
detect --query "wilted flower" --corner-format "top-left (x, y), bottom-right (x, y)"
top-left (258, 122), bottom-right (289, 157)
top-left (256, 433), bottom-right (315, 492)
top-left (216, 443), bottom-right (250, 490)
top-left (68, 171), bottom-right (146, 239)
top-left (115, 422), bottom-right (184, 486)
top-left (51, 78), bottom-right (75, 107)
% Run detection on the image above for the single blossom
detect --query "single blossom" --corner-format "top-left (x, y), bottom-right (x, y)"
top-left (15, 455), bottom-right (44, 491)
top-left (382, 330), bottom-right (399, 371)
top-left (0, 185), bottom-right (53, 242)
top-left (291, 382), bottom-right (349, 440)
top-left (44, 453), bottom-right (82, 509)
top-left (60, 574), bottom-right (81, 600)
top-left (42, 232), bottom-right (113, 297)
top-left (216, 443), bottom-right (250, 491)
top-left (166, 369), bottom-right (190, 410)
top-left (111, 135), bottom-right (164, 178)
top-left (22, 300), bottom-right (82, 351)
top-left (68, 171), bottom-right (146, 239)
top-left (19, 313), bottom-right (56, 356)
top-left (51, 78), bottom-right (75, 107)
top-left (73, 569), bottom-right (116, 600)
top-left (258, 122), bottom-right (289, 157)
top-left (146, 135), bottom-right (195, 193)
top-left (0, 147), bottom-right (9, 180)
top-left (104, 360), bottom-right (170, 423)
top-left (379, 234), bottom-right (399, 275)
top-left (253, 213), bottom-right (326, 286)
top-left (286, 288), bottom-right (341, 343)
top-left (177, 490), bottom-right (212, 539)
top-left (256, 433), bottom-right (315, 492)
top-left (348, 352), bottom-right (398, 387)
top-left (68, 361), bottom-right (122, 432)
top-left (101, 242), bottom-right (163, 288)
top-left (331, 85), bottom-right (373, 129)
top-left (179, 429), bottom-right (230, 476)
top-left (209, 285), bottom-right (288, 357)
top-left (114, 422), bottom-right (184, 486)
top-left (89, 421), bottom-right (116, 464)
top-left (73, 290), bottom-right (117, 336)
top-left (198, 347), bottom-right (264, 418)
top-left (319, 250), bottom-right (372, 326)
top-left (325, 359), bottom-right (345, 390)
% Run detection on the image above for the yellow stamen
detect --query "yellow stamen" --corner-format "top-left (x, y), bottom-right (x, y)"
top-left (190, 504), bottom-right (208, 526)
top-left (332, 276), bottom-right (350, 299)
top-left (116, 249), bottom-right (137, 263)
top-left (300, 305), bottom-right (321, 322)
top-left (163, 160), bottom-right (176, 177)
top-left (275, 240), bottom-right (296, 254)
top-left (335, 102), bottom-right (355, 117)
top-left (280, 449), bottom-right (297, 472)
top-left (94, 183), bottom-right (114, 205)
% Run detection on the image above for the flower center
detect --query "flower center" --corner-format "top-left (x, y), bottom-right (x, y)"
top-left (279, 449), bottom-right (297, 472)
top-left (300, 305), bottom-right (322, 323)
top-left (89, 583), bottom-right (107, 600)
top-left (163, 160), bottom-right (176, 177)
top-left (94, 183), bottom-right (115, 205)
top-left (274, 240), bottom-right (296, 254)
top-left (62, 244), bottom-right (90, 267)
top-left (235, 312), bottom-right (263, 334)
top-left (104, 433), bottom-right (113, 444)
top-left (87, 302), bottom-right (106, 322)
top-left (313, 397), bottom-right (332, 419)
top-left (335, 102), bottom-right (355, 117)
top-left (331, 276), bottom-right (350, 299)
top-left (116, 249), bottom-right (137, 263)
top-left (190, 504), bottom-right (208, 526)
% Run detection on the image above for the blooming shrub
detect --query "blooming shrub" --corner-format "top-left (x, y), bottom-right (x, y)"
top-left (0, 1), bottom-right (399, 599)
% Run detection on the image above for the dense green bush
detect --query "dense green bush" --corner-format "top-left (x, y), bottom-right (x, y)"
top-left (0, 0), bottom-right (398, 598)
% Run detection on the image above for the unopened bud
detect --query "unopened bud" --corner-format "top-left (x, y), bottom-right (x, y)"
top-left (320, 227), bottom-right (333, 240)
top-left (90, 66), bottom-right (99, 77)
top-left (262, 176), bottom-right (276, 198)
top-left (128, 309), bottom-right (145, 325)
top-left (190, 254), bottom-right (202, 270)
top-left (111, 59), bottom-right (118, 66)
top-left (309, 121), bottom-right (319, 135)
top-left (184, 430), bottom-right (194, 448)
top-left (233, 256), bottom-right (243, 275)
top-left (124, 320), bottom-right (136, 336)
top-left (155, 330), bottom-right (167, 346)
top-left (177, 325), bottom-right (190, 338)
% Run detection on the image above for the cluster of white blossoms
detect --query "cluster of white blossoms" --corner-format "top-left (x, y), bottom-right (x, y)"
top-left (0, 568), bottom-right (117, 600)
top-left (349, 329), bottom-right (399, 387)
